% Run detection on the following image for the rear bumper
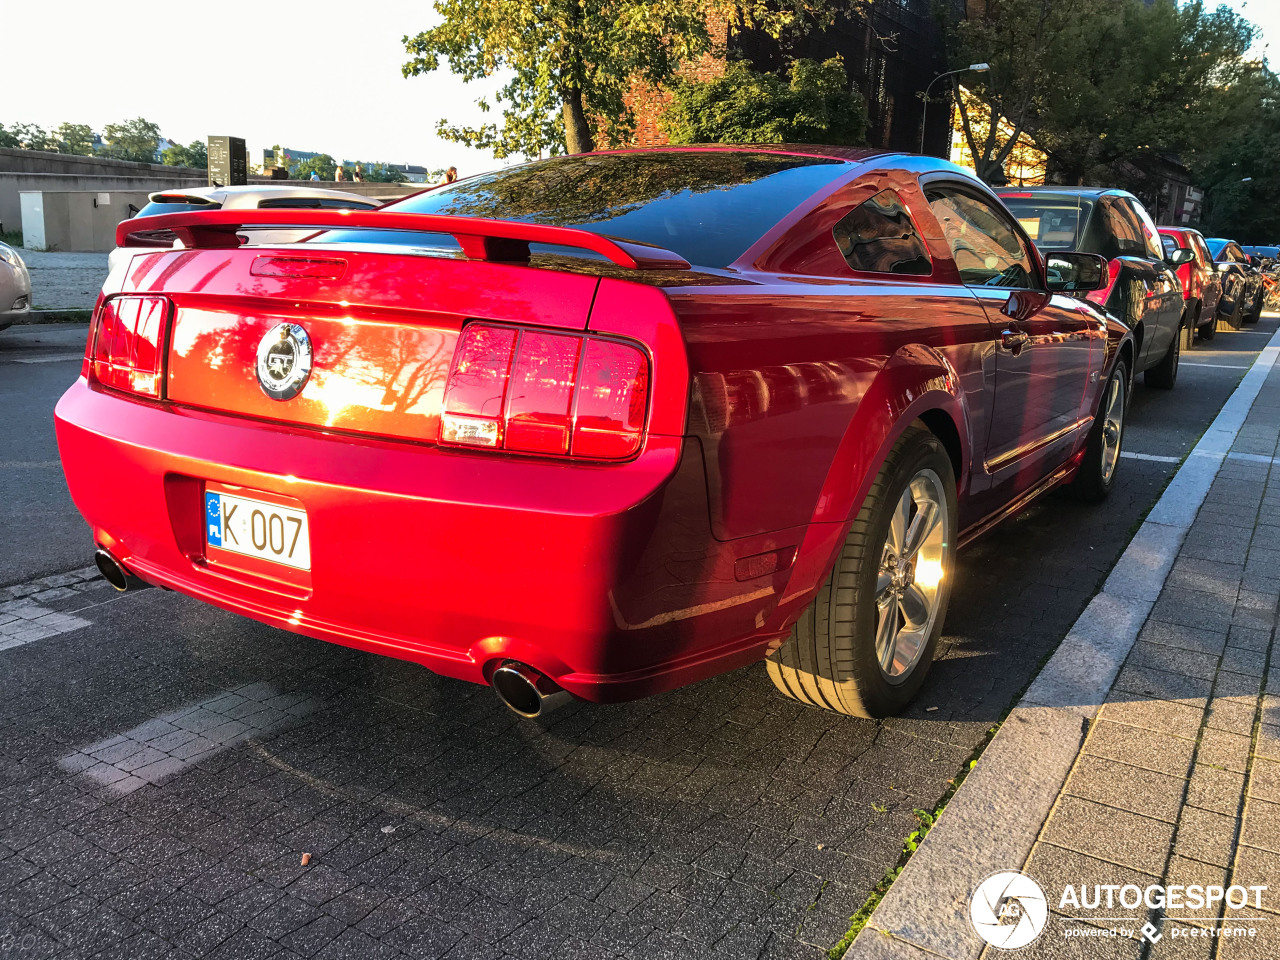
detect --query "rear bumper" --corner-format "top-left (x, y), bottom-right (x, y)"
top-left (55, 379), bottom-right (799, 702)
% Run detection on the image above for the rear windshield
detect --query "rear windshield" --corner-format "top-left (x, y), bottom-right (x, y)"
top-left (316, 152), bottom-right (848, 268)
top-left (999, 196), bottom-right (1093, 252)
top-left (137, 199), bottom-right (221, 218)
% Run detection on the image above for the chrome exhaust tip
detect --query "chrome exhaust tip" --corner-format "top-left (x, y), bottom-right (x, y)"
top-left (94, 549), bottom-right (151, 593)
top-left (491, 661), bottom-right (573, 718)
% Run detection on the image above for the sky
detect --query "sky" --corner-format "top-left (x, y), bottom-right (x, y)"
top-left (3, 1), bottom-right (509, 176)
top-left (4, 0), bottom-right (1277, 175)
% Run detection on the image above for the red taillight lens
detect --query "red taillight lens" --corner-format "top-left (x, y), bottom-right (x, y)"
top-left (90, 295), bottom-right (170, 397)
top-left (572, 338), bottom-right (649, 459)
top-left (441, 323), bottom-right (650, 460)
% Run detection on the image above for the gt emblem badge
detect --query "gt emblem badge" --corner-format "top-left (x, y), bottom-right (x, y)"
top-left (256, 323), bottom-right (312, 401)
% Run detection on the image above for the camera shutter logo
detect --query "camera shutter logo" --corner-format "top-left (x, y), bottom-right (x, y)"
top-left (970, 871), bottom-right (1048, 949)
top-left (256, 323), bottom-right (313, 401)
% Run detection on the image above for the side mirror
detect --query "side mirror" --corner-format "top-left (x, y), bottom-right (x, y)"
top-left (1045, 252), bottom-right (1109, 294)
top-left (1166, 247), bottom-right (1195, 266)
top-left (1217, 261), bottom-right (1233, 273)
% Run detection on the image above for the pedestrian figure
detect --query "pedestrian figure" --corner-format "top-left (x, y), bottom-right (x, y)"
top-left (353, 164), bottom-right (365, 182)
top-left (335, 166), bottom-right (346, 182)
top-left (440, 166), bottom-right (458, 185)
top-left (309, 170), bottom-right (320, 181)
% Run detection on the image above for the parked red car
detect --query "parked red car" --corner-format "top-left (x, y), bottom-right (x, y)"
top-left (1158, 226), bottom-right (1223, 342)
top-left (57, 148), bottom-right (1128, 720)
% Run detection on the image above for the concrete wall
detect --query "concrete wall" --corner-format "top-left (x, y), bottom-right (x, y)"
top-left (21, 190), bottom-right (152, 252)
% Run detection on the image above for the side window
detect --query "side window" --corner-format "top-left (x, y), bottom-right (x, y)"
top-left (1192, 234), bottom-right (1212, 264)
top-left (1126, 200), bottom-right (1165, 261)
top-left (925, 187), bottom-right (1036, 289)
top-left (832, 190), bottom-right (931, 275)
top-left (1160, 234), bottom-right (1178, 257)
top-left (1103, 199), bottom-right (1145, 257)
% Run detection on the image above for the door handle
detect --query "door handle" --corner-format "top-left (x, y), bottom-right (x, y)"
top-left (1001, 329), bottom-right (1029, 351)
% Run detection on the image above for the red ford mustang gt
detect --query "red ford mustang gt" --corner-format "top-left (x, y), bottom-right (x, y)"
top-left (56, 147), bottom-right (1129, 719)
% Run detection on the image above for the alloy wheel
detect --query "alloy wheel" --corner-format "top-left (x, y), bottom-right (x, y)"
top-left (1101, 372), bottom-right (1126, 484)
top-left (875, 469), bottom-right (949, 681)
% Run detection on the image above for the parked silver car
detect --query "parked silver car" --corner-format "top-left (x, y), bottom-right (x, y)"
top-left (0, 242), bottom-right (32, 330)
top-left (107, 184), bottom-right (385, 275)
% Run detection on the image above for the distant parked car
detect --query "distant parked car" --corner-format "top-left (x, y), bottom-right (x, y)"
top-left (107, 185), bottom-right (384, 275)
top-left (1158, 226), bottom-right (1223, 342)
top-left (1206, 238), bottom-right (1264, 325)
top-left (997, 187), bottom-right (1184, 389)
top-left (0, 242), bottom-right (32, 331)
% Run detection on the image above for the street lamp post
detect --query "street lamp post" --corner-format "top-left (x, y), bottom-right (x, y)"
top-left (920, 63), bottom-right (991, 157)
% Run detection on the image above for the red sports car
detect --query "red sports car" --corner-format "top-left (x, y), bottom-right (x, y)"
top-left (56, 147), bottom-right (1128, 719)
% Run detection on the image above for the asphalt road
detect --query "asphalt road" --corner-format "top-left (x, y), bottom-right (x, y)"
top-left (0, 314), bottom-right (1276, 959)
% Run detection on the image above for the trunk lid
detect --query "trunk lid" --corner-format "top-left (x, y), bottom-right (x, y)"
top-left (122, 246), bottom-right (600, 443)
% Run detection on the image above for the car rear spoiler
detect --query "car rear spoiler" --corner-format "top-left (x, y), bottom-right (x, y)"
top-left (114, 209), bottom-right (692, 271)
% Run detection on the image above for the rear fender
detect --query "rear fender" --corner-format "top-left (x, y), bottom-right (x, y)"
top-left (776, 344), bottom-right (970, 613)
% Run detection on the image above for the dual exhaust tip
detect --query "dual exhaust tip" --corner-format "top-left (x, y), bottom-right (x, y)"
top-left (96, 549), bottom-right (566, 719)
top-left (94, 549), bottom-right (151, 593)
top-left (491, 660), bottom-right (572, 719)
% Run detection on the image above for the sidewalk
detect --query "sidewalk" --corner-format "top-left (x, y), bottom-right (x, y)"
top-left (850, 322), bottom-right (1280, 959)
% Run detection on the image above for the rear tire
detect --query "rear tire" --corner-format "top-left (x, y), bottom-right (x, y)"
top-left (1070, 360), bottom-right (1127, 502)
top-left (1144, 325), bottom-right (1179, 390)
top-left (766, 425), bottom-right (957, 719)
top-left (1245, 290), bottom-right (1262, 324)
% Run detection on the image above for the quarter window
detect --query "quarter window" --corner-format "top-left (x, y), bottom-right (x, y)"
top-left (1126, 200), bottom-right (1165, 261)
top-left (1102, 200), bottom-right (1146, 257)
top-left (832, 190), bottom-right (932, 275)
top-left (926, 188), bottom-right (1036, 288)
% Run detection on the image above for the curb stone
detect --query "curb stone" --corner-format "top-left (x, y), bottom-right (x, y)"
top-left (9, 309), bottom-right (93, 325)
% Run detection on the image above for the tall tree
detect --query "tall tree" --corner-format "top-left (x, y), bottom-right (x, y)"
top-left (402, 0), bottom-right (843, 158)
top-left (948, 0), bottom-right (1115, 183)
top-left (292, 154), bottom-right (338, 180)
top-left (53, 123), bottom-right (95, 156)
top-left (162, 140), bottom-right (209, 169)
top-left (100, 117), bottom-right (162, 164)
top-left (661, 58), bottom-right (866, 146)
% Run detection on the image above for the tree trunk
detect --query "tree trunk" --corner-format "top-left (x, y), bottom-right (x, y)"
top-left (562, 87), bottom-right (595, 154)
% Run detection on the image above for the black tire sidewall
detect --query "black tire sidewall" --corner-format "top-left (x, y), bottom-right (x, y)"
top-left (844, 429), bottom-right (958, 714)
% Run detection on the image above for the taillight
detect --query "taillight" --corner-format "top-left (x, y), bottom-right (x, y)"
top-left (90, 295), bottom-right (171, 398)
top-left (441, 323), bottom-right (650, 459)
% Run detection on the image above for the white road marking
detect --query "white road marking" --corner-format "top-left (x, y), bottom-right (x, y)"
top-left (4, 354), bottom-right (81, 364)
top-left (1120, 451), bottom-right (1181, 463)
top-left (1182, 362), bottom-right (1252, 370)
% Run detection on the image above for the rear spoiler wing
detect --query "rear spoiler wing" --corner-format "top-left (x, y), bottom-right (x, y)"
top-left (115, 209), bottom-right (691, 271)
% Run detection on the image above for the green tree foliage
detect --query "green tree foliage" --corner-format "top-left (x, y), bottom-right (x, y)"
top-left (363, 163), bottom-right (408, 183)
top-left (1197, 67), bottom-right (1280, 243)
top-left (402, 0), bottom-right (845, 159)
top-left (660, 57), bottom-right (866, 146)
top-left (951, 0), bottom-right (1277, 238)
top-left (100, 117), bottom-right (162, 163)
top-left (291, 154), bottom-right (338, 180)
top-left (0, 123), bottom-right (54, 151)
top-left (161, 140), bottom-right (208, 169)
top-left (948, 0), bottom-right (1112, 183)
top-left (53, 123), bottom-right (95, 156)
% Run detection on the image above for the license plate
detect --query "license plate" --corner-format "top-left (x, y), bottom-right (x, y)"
top-left (205, 491), bottom-right (311, 570)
